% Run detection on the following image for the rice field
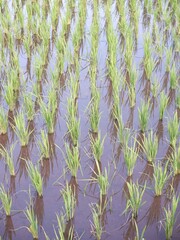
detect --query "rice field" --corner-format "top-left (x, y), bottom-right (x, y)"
top-left (0, 0), bottom-right (180, 239)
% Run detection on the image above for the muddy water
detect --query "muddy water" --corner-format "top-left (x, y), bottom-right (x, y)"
top-left (0, 0), bottom-right (180, 239)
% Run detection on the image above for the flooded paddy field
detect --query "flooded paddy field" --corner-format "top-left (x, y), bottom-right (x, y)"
top-left (0, 0), bottom-right (180, 239)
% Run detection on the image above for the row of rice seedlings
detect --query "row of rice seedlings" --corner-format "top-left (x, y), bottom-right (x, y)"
top-left (127, 0), bottom-right (140, 36)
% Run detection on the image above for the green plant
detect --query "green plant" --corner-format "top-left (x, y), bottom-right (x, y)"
top-left (176, 92), bottom-right (180, 109)
top-left (163, 195), bottom-right (179, 240)
top-left (153, 162), bottom-right (170, 196)
top-left (97, 167), bottom-right (109, 196)
top-left (168, 112), bottom-right (179, 148)
top-left (38, 130), bottom-right (50, 160)
top-left (0, 107), bottom-right (8, 135)
top-left (143, 131), bottom-right (158, 162)
top-left (14, 111), bottom-right (32, 146)
top-left (65, 143), bottom-right (80, 177)
top-left (151, 78), bottom-right (160, 98)
top-left (170, 145), bottom-right (180, 175)
top-left (170, 64), bottom-right (177, 89)
top-left (90, 133), bottom-right (105, 162)
top-left (26, 161), bottom-right (43, 197)
top-left (0, 144), bottom-right (15, 176)
top-left (0, 184), bottom-right (12, 216)
top-left (4, 82), bottom-right (17, 111)
top-left (138, 101), bottom-right (150, 132)
top-left (124, 181), bottom-right (146, 218)
top-left (24, 204), bottom-right (38, 239)
top-left (23, 93), bottom-right (35, 121)
top-left (61, 183), bottom-right (76, 221)
top-left (124, 143), bottom-right (138, 176)
top-left (159, 91), bottom-right (169, 120)
top-left (90, 203), bottom-right (103, 240)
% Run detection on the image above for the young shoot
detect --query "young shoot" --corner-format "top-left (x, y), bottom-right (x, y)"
top-left (90, 133), bottom-right (105, 162)
top-left (38, 130), bottom-right (50, 160)
top-left (124, 143), bottom-right (138, 176)
top-left (159, 91), bottom-right (169, 120)
top-left (170, 145), bottom-right (180, 175)
top-left (138, 101), bottom-right (150, 132)
top-left (0, 107), bottom-right (8, 135)
top-left (167, 112), bottom-right (179, 148)
top-left (24, 203), bottom-right (38, 239)
top-left (0, 144), bottom-right (15, 176)
top-left (90, 203), bottom-right (103, 240)
top-left (143, 131), bottom-right (158, 162)
top-left (0, 184), bottom-right (12, 216)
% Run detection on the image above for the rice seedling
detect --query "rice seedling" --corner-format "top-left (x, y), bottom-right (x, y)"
top-left (64, 143), bottom-right (80, 177)
top-left (124, 181), bottom-right (146, 218)
top-left (24, 203), bottom-right (38, 239)
top-left (167, 111), bottom-right (179, 148)
top-left (40, 100), bottom-right (56, 134)
top-left (38, 130), bottom-right (50, 160)
top-left (61, 183), bottom-right (76, 221)
top-left (0, 144), bottom-right (15, 176)
top-left (170, 64), bottom-right (177, 89)
top-left (26, 161), bottom-right (43, 197)
top-left (124, 143), bottom-right (138, 176)
top-left (153, 162), bottom-right (170, 196)
top-left (4, 82), bottom-right (17, 111)
top-left (138, 101), bottom-right (150, 132)
top-left (151, 78), bottom-right (160, 98)
top-left (143, 131), bottom-right (158, 162)
top-left (23, 93), bottom-right (35, 121)
top-left (165, 48), bottom-right (172, 72)
top-left (159, 91), bottom-right (169, 120)
top-left (0, 107), bottom-right (8, 135)
top-left (0, 184), bottom-right (12, 216)
top-left (90, 132), bottom-right (105, 162)
top-left (66, 115), bottom-right (80, 147)
top-left (97, 167), bottom-right (109, 196)
top-left (128, 85), bottom-right (136, 108)
top-left (134, 220), bottom-right (146, 240)
top-left (163, 195), bottom-right (179, 240)
top-left (176, 92), bottom-right (180, 109)
top-left (14, 111), bottom-right (32, 146)
top-left (90, 203), bottom-right (103, 240)
top-left (170, 145), bottom-right (180, 175)
top-left (144, 56), bottom-right (155, 81)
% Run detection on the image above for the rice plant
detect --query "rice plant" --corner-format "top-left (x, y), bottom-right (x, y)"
top-left (61, 183), bottom-right (76, 221)
top-left (176, 92), bottom-right (180, 109)
top-left (0, 107), bottom-right (8, 135)
top-left (26, 161), bottom-right (43, 197)
top-left (0, 184), bottom-right (12, 216)
top-left (124, 181), bottom-right (146, 218)
top-left (66, 115), bottom-right (80, 147)
top-left (97, 167), bottom-right (109, 196)
top-left (0, 144), bottom-right (15, 176)
top-left (163, 195), bottom-right (179, 240)
top-left (170, 64), bottom-right (177, 89)
top-left (24, 204), bottom-right (38, 239)
top-left (124, 143), bottom-right (138, 176)
top-left (14, 111), bottom-right (32, 146)
top-left (159, 91), bottom-right (169, 120)
top-left (153, 162), bottom-right (170, 196)
top-left (23, 93), bottom-right (35, 121)
top-left (170, 145), bottom-right (180, 175)
top-left (90, 133), bottom-right (105, 162)
top-left (38, 130), bottom-right (50, 160)
top-left (64, 143), bottom-right (80, 177)
top-left (143, 131), bottom-right (158, 162)
top-left (167, 112), bottom-right (179, 148)
top-left (90, 203), bottom-right (103, 240)
top-left (138, 101), bottom-right (150, 132)
top-left (4, 82), bottom-right (17, 111)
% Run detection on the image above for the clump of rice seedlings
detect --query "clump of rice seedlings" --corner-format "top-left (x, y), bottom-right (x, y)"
top-left (66, 115), bottom-right (80, 147)
top-left (143, 32), bottom-right (152, 65)
top-left (97, 167), bottom-right (109, 196)
top-left (128, 85), bottom-right (136, 108)
top-left (165, 48), bottom-right (172, 72)
top-left (170, 145), bottom-right (180, 175)
top-left (143, 131), bottom-right (158, 162)
top-left (54, 213), bottom-right (74, 240)
top-left (153, 162), bottom-right (170, 196)
top-left (24, 203), bottom-right (38, 239)
top-left (61, 183), bottom-right (76, 221)
top-left (170, 64), bottom-right (177, 89)
top-left (138, 101), bottom-right (150, 132)
top-left (38, 130), bottom-right (50, 160)
top-left (144, 56), bottom-right (155, 81)
top-left (0, 184), bottom-right (12, 216)
top-left (64, 143), bottom-right (80, 177)
top-left (176, 92), bottom-right (180, 109)
top-left (40, 100), bottom-right (56, 134)
top-left (151, 77), bottom-right (160, 98)
top-left (124, 181), bottom-right (146, 218)
top-left (159, 91), bottom-right (169, 120)
top-left (0, 107), bottom-right (8, 135)
top-left (167, 112), bottom-right (179, 148)
top-left (163, 195), bottom-right (179, 240)
top-left (4, 82), bottom-right (17, 111)
top-left (90, 203), bottom-right (103, 240)
top-left (14, 111), bottom-right (32, 146)
top-left (23, 93), bottom-right (35, 121)
top-left (90, 133), bottom-right (105, 162)
top-left (0, 144), bottom-right (15, 176)
top-left (124, 143), bottom-right (138, 176)
top-left (89, 90), bottom-right (100, 133)
top-left (26, 162), bottom-right (43, 197)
